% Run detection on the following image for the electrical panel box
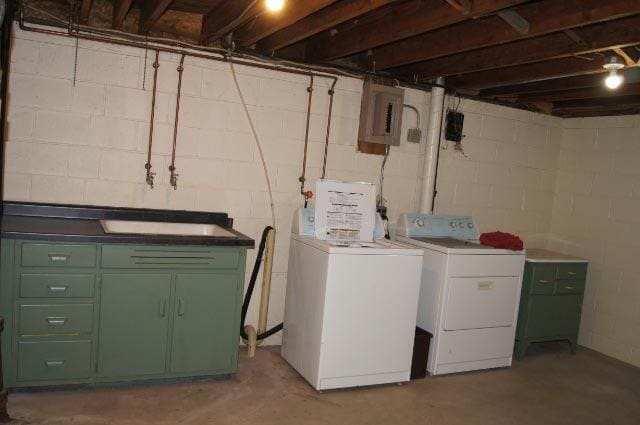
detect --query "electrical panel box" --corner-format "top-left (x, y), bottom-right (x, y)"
top-left (445, 110), bottom-right (465, 142)
top-left (358, 81), bottom-right (404, 146)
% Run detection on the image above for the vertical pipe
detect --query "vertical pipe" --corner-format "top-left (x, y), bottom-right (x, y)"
top-left (257, 228), bottom-right (276, 335)
top-left (419, 77), bottom-right (445, 213)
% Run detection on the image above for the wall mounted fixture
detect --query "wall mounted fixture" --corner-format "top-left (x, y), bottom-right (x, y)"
top-left (603, 56), bottom-right (625, 90)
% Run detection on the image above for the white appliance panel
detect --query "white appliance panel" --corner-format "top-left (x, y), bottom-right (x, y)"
top-left (444, 276), bottom-right (520, 331)
top-left (447, 254), bottom-right (525, 277)
top-left (320, 253), bottom-right (422, 380)
top-left (436, 327), bottom-right (516, 366)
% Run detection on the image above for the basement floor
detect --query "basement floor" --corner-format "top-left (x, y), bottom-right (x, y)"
top-left (6, 343), bottom-right (640, 425)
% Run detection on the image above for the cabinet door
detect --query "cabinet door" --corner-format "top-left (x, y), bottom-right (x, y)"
top-left (170, 273), bottom-right (240, 374)
top-left (525, 295), bottom-right (582, 338)
top-left (98, 273), bottom-right (172, 377)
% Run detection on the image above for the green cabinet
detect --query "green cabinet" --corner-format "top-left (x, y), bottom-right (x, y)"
top-left (0, 239), bottom-right (247, 388)
top-left (98, 273), bottom-right (172, 378)
top-left (515, 256), bottom-right (588, 359)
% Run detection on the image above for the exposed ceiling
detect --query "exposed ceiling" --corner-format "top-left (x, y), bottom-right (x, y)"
top-left (19, 0), bottom-right (640, 117)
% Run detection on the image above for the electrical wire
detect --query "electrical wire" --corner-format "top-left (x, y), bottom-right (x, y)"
top-left (229, 59), bottom-right (276, 229)
top-left (376, 145), bottom-right (390, 206)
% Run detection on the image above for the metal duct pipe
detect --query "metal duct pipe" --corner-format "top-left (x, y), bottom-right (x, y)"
top-left (419, 77), bottom-right (446, 213)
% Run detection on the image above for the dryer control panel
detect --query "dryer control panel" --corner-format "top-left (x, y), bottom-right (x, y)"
top-left (396, 213), bottom-right (479, 240)
top-left (293, 208), bottom-right (385, 239)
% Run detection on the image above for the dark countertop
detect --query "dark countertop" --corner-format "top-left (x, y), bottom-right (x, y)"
top-left (1, 202), bottom-right (254, 248)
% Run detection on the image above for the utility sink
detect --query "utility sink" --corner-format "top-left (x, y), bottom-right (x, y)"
top-left (100, 219), bottom-right (237, 237)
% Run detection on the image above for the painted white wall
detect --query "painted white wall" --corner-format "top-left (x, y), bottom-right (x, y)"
top-left (547, 115), bottom-right (640, 367)
top-left (8, 25), bottom-right (636, 366)
top-left (4, 25), bottom-right (430, 342)
top-left (434, 98), bottom-right (563, 247)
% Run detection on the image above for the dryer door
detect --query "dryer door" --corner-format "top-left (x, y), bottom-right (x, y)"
top-left (443, 276), bottom-right (520, 330)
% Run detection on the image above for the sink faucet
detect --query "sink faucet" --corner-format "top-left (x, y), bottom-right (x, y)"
top-left (145, 163), bottom-right (156, 189)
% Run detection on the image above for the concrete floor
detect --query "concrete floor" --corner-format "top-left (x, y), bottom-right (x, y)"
top-left (5, 343), bottom-right (640, 425)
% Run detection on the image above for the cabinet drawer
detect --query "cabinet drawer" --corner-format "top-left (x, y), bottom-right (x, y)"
top-left (556, 263), bottom-right (587, 280)
top-left (18, 340), bottom-right (92, 382)
top-left (554, 279), bottom-right (585, 295)
top-left (530, 264), bottom-right (556, 294)
top-left (101, 245), bottom-right (239, 269)
top-left (21, 243), bottom-right (97, 268)
top-left (19, 304), bottom-right (94, 335)
top-left (20, 274), bottom-right (95, 298)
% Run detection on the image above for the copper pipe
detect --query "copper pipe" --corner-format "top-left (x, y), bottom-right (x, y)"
top-left (169, 54), bottom-right (185, 190)
top-left (145, 50), bottom-right (160, 188)
top-left (299, 75), bottom-right (314, 201)
top-left (321, 79), bottom-right (337, 180)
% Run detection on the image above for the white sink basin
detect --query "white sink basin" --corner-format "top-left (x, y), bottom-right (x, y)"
top-left (100, 219), bottom-right (237, 238)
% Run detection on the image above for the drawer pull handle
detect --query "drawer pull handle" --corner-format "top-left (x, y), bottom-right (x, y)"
top-left (46, 317), bottom-right (68, 326)
top-left (159, 299), bottom-right (167, 317)
top-left (48, 254), bottom-right (70, 263)
top-left (565, 286), bottom-right (576, 290)
top-left (178, 298), bottom-right (186, 316)
top-left (48, 285), bottom-right (69, 294)
top-left (538, 279), bottom-right (551, 284)
top-left (44, 360), bottom-right (65, 368)
top-left (478, 281), bottom-right (494, 290)
top-left (567, 271), bottom-right (577, 276)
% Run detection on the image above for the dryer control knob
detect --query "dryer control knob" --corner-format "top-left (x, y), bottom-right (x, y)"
top-left (414, 218), bottom-right (425, 228)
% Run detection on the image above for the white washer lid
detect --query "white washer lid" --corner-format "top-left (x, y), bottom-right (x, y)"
top-left (292, 234), bottom-right (424, 255)
top-left (396, 235), bottom-right (525, 255)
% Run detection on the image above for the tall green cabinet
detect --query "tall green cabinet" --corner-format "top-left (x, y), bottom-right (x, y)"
top-left (515, 249), bottom-right (588, 359)
top-left (0, 240), bottom-right (248, 388)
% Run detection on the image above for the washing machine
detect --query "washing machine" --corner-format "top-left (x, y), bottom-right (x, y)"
top-left (281, 208), bottom-right (424, 390)
top-left (396, 213), bottom-right (525, 375)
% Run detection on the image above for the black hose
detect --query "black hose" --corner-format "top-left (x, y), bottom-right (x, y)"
top-left (240, 226), bottom-right (283, 341)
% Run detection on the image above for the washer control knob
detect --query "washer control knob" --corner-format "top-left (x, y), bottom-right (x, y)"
top-left (450, 222), bottom-right (457, 228)
top-left (308, 216), bottom-right (315, 223)
top-left (459, 221), bottom-right (466, 228)
top-left (467, 222), bottom-right (473, 229)
top-left (414, 218), bottom-right (425, 228)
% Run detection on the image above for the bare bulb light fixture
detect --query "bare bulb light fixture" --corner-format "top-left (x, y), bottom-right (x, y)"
top-left (603, 56), bottom-right (625, 90)
top-left (265, 0), bottom-right (285, 12)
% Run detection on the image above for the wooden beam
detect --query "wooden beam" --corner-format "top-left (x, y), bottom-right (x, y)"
top-left (553, 95), bottom-right (640, 111)
top-left (480, 74), bottom-right (608, 97)
top-left (497, 10), bottom-right (529, 34)
top-left (614, 47), bottom-right (637, 66)
top-left (396, 15), bottom-right (640, 80)
top-left (139, 0), bottom-right (174, 35)
top-left (201, 0), bottom-right (259, 44)
top-left (112, 0), bottom-right (134, 29)
top-left (233, 0), bottom-right (338, 47)
top-left (370, 0), bottom-right (640, 70)
top-left (258, 0), bottom-right (394, 52)
top-left (307, 0), bottom-right (526, 60)
top-left (622, 46), bottom-right (640, 63)
top-left (556, 107), bottom-right (640, 117)
top-left (447, 56), bottom-right (607, 89)
top-left (444, 0), bottom-right (472, 15)
top-left (80, 0), bottom-right (93, 23)
top-left (521, 83), bottom-right (640, 102)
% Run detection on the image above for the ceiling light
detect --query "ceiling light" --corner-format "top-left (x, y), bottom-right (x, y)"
top-left (603, 56), bottom-right (625, 90)
top-left (265, 0), bottom-right (285, 12)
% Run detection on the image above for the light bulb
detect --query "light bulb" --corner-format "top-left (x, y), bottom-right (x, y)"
top-left (265, 0), bottom-right (285, 12)
top-left (604, 70), bottom-right (623, 89)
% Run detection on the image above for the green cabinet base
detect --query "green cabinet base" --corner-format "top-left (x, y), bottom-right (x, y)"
top-left (515, 260), bottom-right (587, 360)
top-left (0, 240), bottom-right (247, 389)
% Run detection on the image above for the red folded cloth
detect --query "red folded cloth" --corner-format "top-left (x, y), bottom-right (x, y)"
top-left (480, 231), bottom-right (524, 251)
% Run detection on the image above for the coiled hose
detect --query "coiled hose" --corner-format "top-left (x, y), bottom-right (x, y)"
top-left (240, 226), bottom-right (283, 341)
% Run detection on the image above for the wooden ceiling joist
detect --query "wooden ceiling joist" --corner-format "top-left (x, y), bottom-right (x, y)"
top-left (139, 0), bottom-right (174, 34)
top-left (201, 0), bottom-right (261, 44)
top-left (444, 0), bottom-right (472, 15)
top-left (553, 95), bottom-right (640, 112)
top-left (258, 0), bottom-right (394, 52)
top-left (480, 74), bottom-right (609, 98)
top-left (448, 56), bottom-right (608, 89)
top-left (80, 0), bottom-right (93, 23)
top-left (112, 0), bottom-right (134, 29)
top-left (397, 15), bottom-right (640, 80)
top-left (232, 0), bottom-right (338, 47)
top-left (370, 0), bottom-right (640, 71)
top-left (521, 83), bottom-right (640, 103)
top-left (307, 0), bottom-right (526, 61)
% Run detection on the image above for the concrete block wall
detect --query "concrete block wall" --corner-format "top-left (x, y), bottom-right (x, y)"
top-left (434, 98), bottom-right (563, 247)
top-left (4, 25), bottom-right (430, 343)
top-left (548, 115), bottom-right (640, 367)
